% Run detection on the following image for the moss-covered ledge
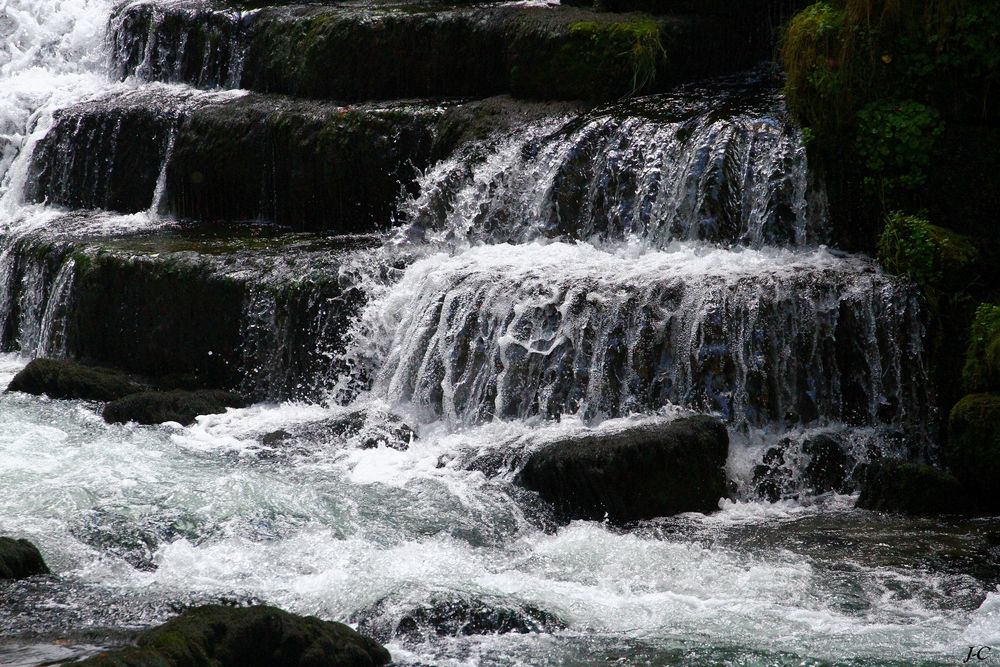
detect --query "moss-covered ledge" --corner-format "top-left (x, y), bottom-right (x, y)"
top-left (111, 0), bottom-right (793, 102)
top-left (947, 393), bottom-right (1000, 515)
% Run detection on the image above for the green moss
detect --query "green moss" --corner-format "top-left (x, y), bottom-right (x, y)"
top-left (76, 604), bottom-right (390, 667)
top-left (568, 20), bottom-right (666, 95)
top-left (947, 393), bottom-right (1000, 513)
top-left (963, 304), bottom-right (1000, 393)
top-left (781, 2), bottom-right (846, 133)
top-left (876, 212), bottom-right (978, 291)
top-left (510, 18), bottom-right (667, 100)
top-left (782, 0), bottom-right (1000, 129)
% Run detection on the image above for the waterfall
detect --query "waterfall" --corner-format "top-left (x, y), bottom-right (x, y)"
top-left (353, 243), bottom-right (929, 435)
top-left (0, 0), bottom-right (112, 213)
top-left (109, 0), bottom-right (248, 89)
top-left (399, 82), bottom-right (827, 249)
top-left (0, 235), bottom-right (73, 355)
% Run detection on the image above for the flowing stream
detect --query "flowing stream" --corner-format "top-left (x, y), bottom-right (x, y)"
top-left (0, 1), bottom-right (997, 666)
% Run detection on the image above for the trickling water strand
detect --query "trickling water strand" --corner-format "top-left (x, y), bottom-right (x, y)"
top-left (399, 88), bottom-right (827, 250)
top-left (34, 256), bottom-right (76, 357)
top-left (356, 243), bottom-right (930, 434)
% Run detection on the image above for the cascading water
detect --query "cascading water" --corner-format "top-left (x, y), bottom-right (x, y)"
top-left (358, 243), bottom-right (928, 432)
top-left (109, 0), bottom-right (248, 90)
top-left (398, 83), bottom-right (828, 249)
top-left (0, 2), bottom-right (997, 667)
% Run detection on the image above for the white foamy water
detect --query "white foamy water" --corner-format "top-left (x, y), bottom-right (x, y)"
top-left (0, 366), bottom-right (995, 666)
top-left (0, 0), bottom-right (113, 213)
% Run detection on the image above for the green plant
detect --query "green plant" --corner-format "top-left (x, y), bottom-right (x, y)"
top-left (567, 20), bottom-right (667, 96)
top-left (856, 100), bottom-right (943, 203)
top-left (876, 211), bottom-right (977, 291)
top-left (877, 211), bottom-right (940, 286)
top-left (963, 303), bottom-right (1000, 392)
top-left (781, 2), bottom-right (846, 129)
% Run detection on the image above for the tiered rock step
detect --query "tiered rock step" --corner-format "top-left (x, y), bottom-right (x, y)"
top-left (110, 0), bottom-right (792, 102)
top-left (1, 220), bottom-right (376, 399)
top-left (26, 88), bottom-right (577, 231)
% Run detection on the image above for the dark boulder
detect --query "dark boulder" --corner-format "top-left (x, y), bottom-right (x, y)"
top-left (516, 415), bottom-right (728, 522)
top-left (103, 390), bottom-right (248, 426)
top-left (0, 537), bottom-right (50, 580)
top-left (947, 393), bottom-right (1000, 514)
top-left (855, 461), bottom-right (968, 516)
top-left (74, 604), bottom-right (390, 667)
top-left (354, 594), bottom-right (564, 642)
top-left (7, 358), bottom-right (143, 402)
top-left (260, 410), bottom-right (416, 451)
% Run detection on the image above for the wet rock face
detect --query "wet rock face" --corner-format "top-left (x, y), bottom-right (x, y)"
top-left (354, 594), bottom-right (565, 642)
top-left (516, 415), bottom-right (728, 522)
top-left (25, 90), bottom-right (444, 231)
top-left (24, 94), bottom-right (176, 213)
top-left (0, 537), bottom-right (50, 580)
top-left (103, 390), bottom-right (248, 426)
top-left (240, 7), bottom-right (511, 102)
top-left (6, 358), bottom-right (144, 402)
top-left (165, 96), bottom-right (442, 232)
top-left (110, 2), bottom-right (788, 103)
top-left (74, 604), bottom-right (390, 667)
top-left (66, 253), bottom-right (247, 389)
top-left (855, 462), bottom-right (968, 517)
top-left (110, 1), bottom-right (247, 89)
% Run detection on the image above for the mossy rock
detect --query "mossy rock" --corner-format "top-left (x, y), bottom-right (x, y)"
top-left (855, 461), bottom-right (968, 516)
top-left (114, 2), bottom-right (782, 104)
top-left (7, 358), bottom-right (144, 402)
top-left (76, 604), bottom-right (390, 667)
top-left (103, 390), bottom-right (248, 426)
top-left (508, 18), bottom-right (668, 100)
top-left (0, 537), bottom-right (50, 580)
top-left (963, 304), bottom-right (1000, 393)
top-left (876, 212), bottom-right (980, 293)
top-left (947, 393), bottom-right (1000, 514)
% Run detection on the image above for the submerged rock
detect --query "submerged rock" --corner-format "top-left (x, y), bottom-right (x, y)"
top-left (103, 390), bottom-right (247, 426)
top-left (354, 594), bottom-right (564, 642)
top-left (260, 410), bottom-right (416, 451)
top-left (516, 415), bottom-right (728, 522)
top-left (75, 604), bottom-right (390, 667)
top-left (7, 358), bottom-right (143, 402)
top-left (947, 393), bottom-right (1000, 514)
top-left (0, 537), bottom-right (50, 580)
top-left (855, 461), bottom-right (968, 516)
